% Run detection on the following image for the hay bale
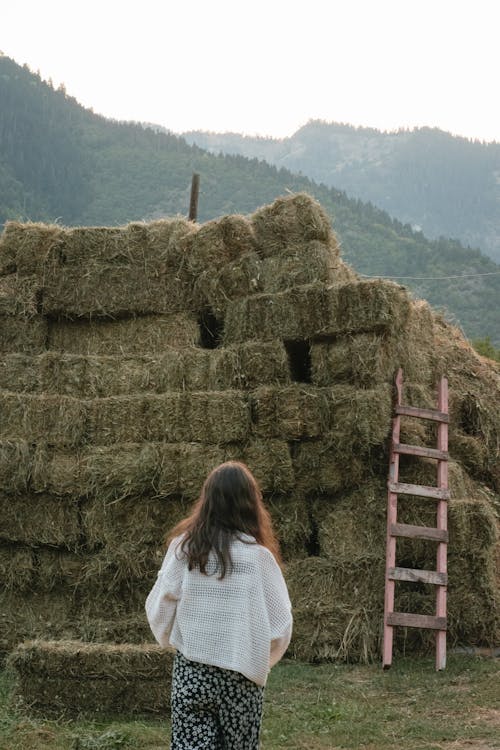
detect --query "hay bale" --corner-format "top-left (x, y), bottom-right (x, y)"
top-left (47, 313), bottom-right (200, 355)
top-left (223, 280), bottom-right (411, 344)
top-left (447, 553), bottom-right (500, 646)
top-left (314, 477), bottom-right (492, 565)
top-left (0, 315), bottom-right (47, 354)
top-left (314, 482), bottom-right (387, 562)
top-left (0, 275), bottom-right (40, 316)
top-left (309, 303), bottom-right (435, 388)
top-left (83, 442), bottom-right (161, 501)
top-left (225, 440), bottom-right (294, 494)
top-left (261, 240), bottom-right (354, 293)
top-left (7, 640), bottom-right (173, 718)
top-left (0, 492), bottom-right (81, 548)
top-left (41, 266), bottom-right (189, 317)
top-left (4, 341), bottom-right (290, 398)
top-left (157, 442), bottom-right (226, 499)
top-left (184, 215), bottom-right (256, 278)
top-left (209, 341), bottom-right (290, 390)
top-left (70, 612), bottom-right (151, 646)
top-left (311, 333), bottom-right (389, 387)
top-left (0, 354), bottom-right (39, 392)
top-left (266, 493), bottom-right (310, 561)
top-left (81, 545), bottom-right (163, 592)
top-left (293, 440), bottom-right (365, 493)
top-left (0, 591), bottom-right (76, 661)
top-left (251, 193), bottom-right (334, 255)
top-left (252, 385), bottom-right (332, 439)
top-left (0, 221), bottom-right (64, 276)
top-left (82, 495), bottom-right (190, 550)
top-left (35, 548), bottom-right (86, 591)
top-left (0, 440), bottom-right (32, 492)
top-left (31, 444), bottom-right (84, 496)
top-left (0, 392), bottom-right (87, 448)
top-left (286, 556), bottom-right (384, 663)
top-left (251, 384), bottom-right (391, 446)
top-left (82, 441), bottom-right (224, 502)
top-left (195, 251), bottom-right (262, 315)
top-left (0, 544), bottom-right (35, 591)
top-left (86, 391), bottom-right (250, 445)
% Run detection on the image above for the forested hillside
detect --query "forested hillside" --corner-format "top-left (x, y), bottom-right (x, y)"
top-left (184, 121), bottom-right (500, 263)
top-left (1, 55), bottom-right (499, 343)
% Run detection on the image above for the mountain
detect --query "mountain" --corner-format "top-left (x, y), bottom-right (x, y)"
top-left (183, 121), bottom-right (500, 263)
top-left (0, 55), bottom-right (499, 344)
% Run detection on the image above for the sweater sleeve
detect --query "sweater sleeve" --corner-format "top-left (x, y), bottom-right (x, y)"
top-left (145, 538), bottom-right (184, 648)
top-left (260, 549), bottom-right (293, 667)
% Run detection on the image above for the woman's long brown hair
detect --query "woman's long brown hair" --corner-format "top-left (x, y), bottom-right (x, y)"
top-left (167, 461), bottom-right (281, 578)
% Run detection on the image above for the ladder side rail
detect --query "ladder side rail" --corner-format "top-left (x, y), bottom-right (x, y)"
top-left (435, 375), bottom-right (448, 670)
top-left (383, 368), bottom-right (403, 669)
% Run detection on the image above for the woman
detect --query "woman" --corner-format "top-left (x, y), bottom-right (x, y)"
top-left (145, 461), bottom-right (292, 750)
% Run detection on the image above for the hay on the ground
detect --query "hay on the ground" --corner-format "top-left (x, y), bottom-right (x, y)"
top-left (47, 313), bottom-right (200, 355)
top-left (7, 640), bottom-right (173, 718)
top-left (223, 280), bottom-right (411, 344)
top-left (0, 492), bottom-right (81, 547)
top-left (251, 193), bottom-right (335, 255)
top-left (0, 392), bottom-right (87, 448)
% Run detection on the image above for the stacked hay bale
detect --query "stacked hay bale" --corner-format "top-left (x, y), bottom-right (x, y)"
top-left (0, 194), bottom-right (498, 669)
top-left (7, 640), bottom-right (173, 717)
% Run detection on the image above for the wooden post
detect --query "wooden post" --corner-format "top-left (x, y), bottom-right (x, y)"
top-left (382, 368), bottom-right (403, 669)
top-left (188, 173), bottom-right (200, 222)
top-left (435, 376), bottom-right (448, 670)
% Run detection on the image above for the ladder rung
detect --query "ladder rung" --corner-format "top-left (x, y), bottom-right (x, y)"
top-left (394, 443), bottom-right (448, 461)
top-left (395, 405), bottom-right (449, 423)
top-left (390, 523), bottom-right (449, 543)
top-left (388, 481), bottom-right (450, 500)
top-left (388, 567), bottom-right (448, 585)
top-left (387, 612), bottom-right (447, 630)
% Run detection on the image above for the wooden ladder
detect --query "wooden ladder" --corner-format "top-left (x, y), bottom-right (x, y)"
top-left (383, 368), bottom-right (449, 670)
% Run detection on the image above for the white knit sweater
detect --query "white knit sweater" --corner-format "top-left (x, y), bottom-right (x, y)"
top-left (145, 534), bottom-right (292, 686)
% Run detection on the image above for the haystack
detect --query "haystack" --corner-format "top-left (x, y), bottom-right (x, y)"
top-left (7, 641), bottom-right (173, 717)
top-left (0, 192), bottom-right (498, 675)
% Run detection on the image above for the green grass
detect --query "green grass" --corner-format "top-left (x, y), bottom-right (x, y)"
top-left (1, 655), bottom-right (499, 749)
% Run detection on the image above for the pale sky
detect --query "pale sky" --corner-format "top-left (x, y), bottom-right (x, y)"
top-left (2, 0), bottom-right (499, 142)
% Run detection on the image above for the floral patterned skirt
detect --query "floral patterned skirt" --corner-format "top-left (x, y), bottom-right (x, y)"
top-left (171, 651), bottom-right (264, 749)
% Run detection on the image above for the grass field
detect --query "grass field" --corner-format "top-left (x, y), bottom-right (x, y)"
top-left (1, 655), bottom-right (499, 749)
